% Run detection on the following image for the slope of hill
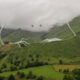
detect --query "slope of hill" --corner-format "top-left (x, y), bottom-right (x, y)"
top-left (48, 16), bottom-right (80, 39)
top-left (0, 66), bottom-right (64, 80)
top-left (0, 30), bottom-right (79, 79)
top-left (2, 16), bottom-right (80, 42)
top-left (3, 29), bottom-right (47, 42)
top-left (0, 34), bottom-right (80, 67)
top-left (7, 35), bottom-right (80, 58)
top-left (0, 16), bottom-right (79, 67)
top-left (2, 28), bottom-right (15, 38)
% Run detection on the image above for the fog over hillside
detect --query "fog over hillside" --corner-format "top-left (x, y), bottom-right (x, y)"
top-left (0, 0), bottom-right (80, 31)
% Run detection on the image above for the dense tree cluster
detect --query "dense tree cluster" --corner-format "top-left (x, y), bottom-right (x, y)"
top-left (0, 54), bottom-right (49, 73)
top-left (63, 75), bottom-right (73, 80)
top-left (0, 71), bottom-right (44, 80)
top-left (63, 68), bottom-right (80, 80)
top-left (72, 69), bottom-right (80, 80)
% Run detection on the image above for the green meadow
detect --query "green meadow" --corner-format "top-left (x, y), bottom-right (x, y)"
top-left (0, 66), bottom-right (64, 80)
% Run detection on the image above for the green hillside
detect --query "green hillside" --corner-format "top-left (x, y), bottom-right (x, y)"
top-left (0, 66), bottom-right (64, 80)
top-left (0, 34), bottom-right (80, 69)
top-left (48, 16), bottom-right (80, 39)
top-left (3, 29), bottom-right (47, 42)
top-left (2, 16), bottom-right (80, 42)
top-left (0, 16), bottom-right (80, 80)
top-left (0, 34), bottom-right (79, 80)
top-left (6, 35), bottom-right (80, 58)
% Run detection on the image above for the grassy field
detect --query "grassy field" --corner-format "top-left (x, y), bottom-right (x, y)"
top-left (0, 66), bottom-right (64, 80)
top-left (53, 65), bottom-right (80, 72)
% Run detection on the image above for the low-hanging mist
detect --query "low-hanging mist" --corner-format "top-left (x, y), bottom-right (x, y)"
top-left (0, 0), bottom-right (80, 32)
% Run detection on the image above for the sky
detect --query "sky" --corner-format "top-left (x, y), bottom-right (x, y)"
top-left (0, 0), bottom-right (80, 32)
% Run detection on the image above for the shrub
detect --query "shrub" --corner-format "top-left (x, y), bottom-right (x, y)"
top-left (36, 54), bottom-right (40, 58)
top-left (19, 72), bottom-right (25, 78)
top-left (59, 69), bottom-right (62, 72)
top-left (37, 76), bottom-right (44, 80)
top-left (4, 41), bottom-right (9, 44)
top-left (10, 65), bottom-right (17, 71)
top-left (8, 75), bottom-right (15, 80)
top-left (72, 69), bottom-right (80, 80)
top-left (2, 63), bottom-right (7, 69)
top-left (63, 75), bottom-right (73, 80)
top-left (17, 71), bottom-right (21, 76)
top-left (63, 69), bottom-right (69, 74)
top-left (27, 71), bottom-right (37, 79)
top-left (0, 68), bottom-right (2, 73)
top-left (14, 61), bottom-right (20, 66)
top-left (31, 58), bottom-right (34, 61)
top-left (29, 54), bottom-right (33, 58)
top-left (59, 59), bottom-right (63, 65)
top-left (27, 71), bottom-right (33, 79)
top-left (0, 76), bottom-right (4, 80)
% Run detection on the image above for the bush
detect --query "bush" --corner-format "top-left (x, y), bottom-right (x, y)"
top-left (0, 53), bottom-right (7, 60)
top-left (59, 69), bottom-right (62, 72)
top-left (63, 75), bottom-right (73, 80)
top-left (10, 65), bottom-right (17, 71)
top-left (20, 44), bottom-right (26, 47)
top-left (17, 71), bottom-right (21, 76)
top-left (36, 54), bottom-right (40, 58)
top-left (8, 75), bottom-right (15, 80)
top-left (29, 54), bottom-right (33, 58)
top-left (31, 58), bottom-right (34, 61)
top-left (4, 41), bottom-right (9, 44)
top-left (44, 62), bottom-right (48, 65)
top-left (14, 61), bottom-right (20, 66)
top-left (0, 76), bottom-right (4, 80)
top-left (2, 63), bottom-right (7, 69)
top-left (59, 59), bottom-right (63, 64)
top-left (37, 76), bottom-right (44, 80)
top-left (19, 72), bottom-right (25, 78)
top-left (63, 69), bottom-right (69, 74)
top-left (72, 69), bottom-right (80, 80)
top-left (26, 71), bottom-right (37, 79)
top-left (0, 68), bottom-right (2, 73)
top-left (27, 71), bottom-right (33, 79)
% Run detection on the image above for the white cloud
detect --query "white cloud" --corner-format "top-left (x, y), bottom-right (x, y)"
top-left (0, 0), bottom-right (80, 31)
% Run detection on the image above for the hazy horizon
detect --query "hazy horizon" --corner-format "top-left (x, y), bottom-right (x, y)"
top-left (0, 0), bottom-right (80, 32)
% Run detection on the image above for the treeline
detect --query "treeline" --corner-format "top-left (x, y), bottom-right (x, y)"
top-left (0, 53), bottom-right (49, 73)
top-left (0, 61), bottom-right (48, 73)
top-left (0, 71), bottom-right (44, 80)
top-left (63, 69), bottom-right (80, 80)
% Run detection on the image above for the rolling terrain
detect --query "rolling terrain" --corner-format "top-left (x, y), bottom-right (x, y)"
top-left (0, 34), bottom-right (80, 69)
top-left (1, 16), bottom-right (80, 42)
top-left (0, 16), bottom-right (80, 80)
top-left (0, 66), bottom-right (64, 80)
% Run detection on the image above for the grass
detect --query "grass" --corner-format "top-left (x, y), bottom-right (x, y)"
top-left (0, 66), bottom-right (64, 80)
top-left (0, 35), bottom-right (80, 67)
top-left (53, 65), bottom-right (80, 72)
